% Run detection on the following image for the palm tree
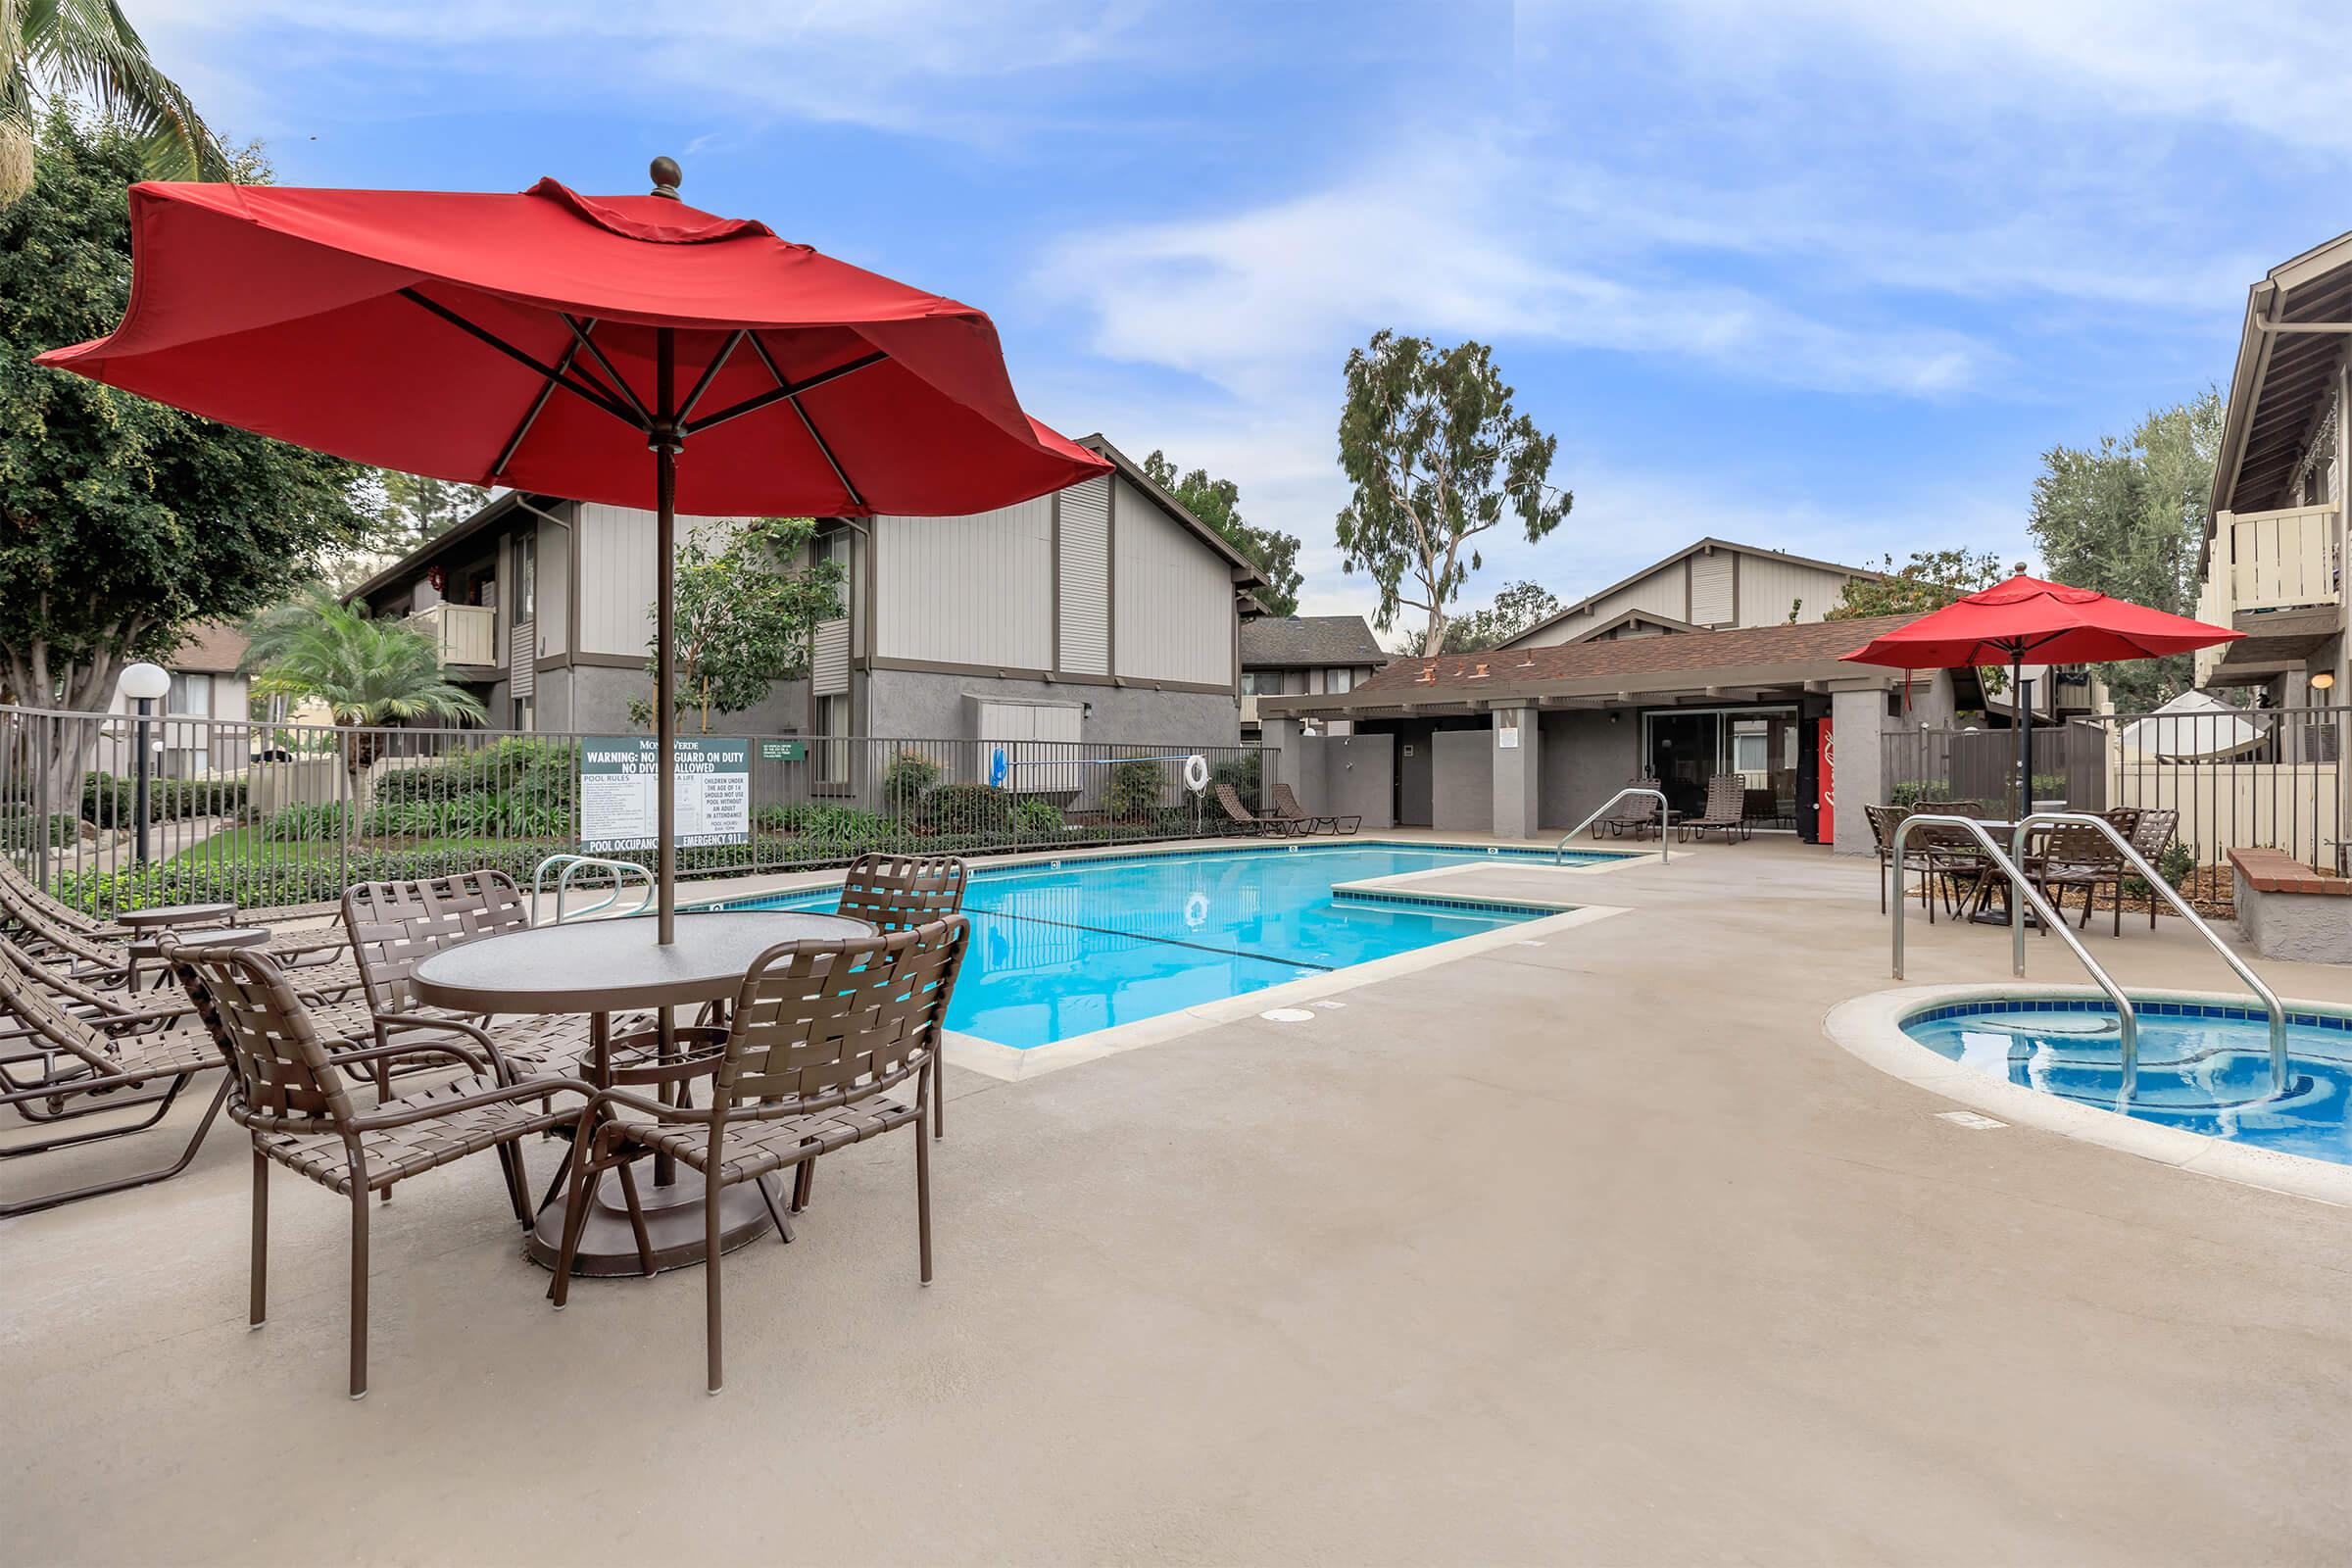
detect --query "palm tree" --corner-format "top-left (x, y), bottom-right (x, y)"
top-left (250, 599), bottom-right (486, 791)
top-left (2, 2), bottom-right (230, 203)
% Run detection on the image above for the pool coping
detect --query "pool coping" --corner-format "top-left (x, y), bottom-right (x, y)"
top-left (1824, 983), bottom-right (2352, 1208)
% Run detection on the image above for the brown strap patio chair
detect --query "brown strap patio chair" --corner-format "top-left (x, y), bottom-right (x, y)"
top-left (834, 853), bottom-right (967, 1148)
top-left (1269, 781), bottom-right (1358, 836)
top-left (165, 936), bottom-right (592, 1399)
top-left (2031, 824), bottom-right (2131, 934)
top-left (551, 918), bottom-right (968, 1394)
top-left (1213, 782), bottom-right (1292, 837)
top-left (0, 857), bottom-right (358, 997)
top-left (340, 870), bottom-right (591, 1087)
top-left (1593, 780), bottom-right (1665, 840)
top-left (0, 930), bottom-right (380, 1218)
top-left (1678, 775), bottom-right (1750, 844)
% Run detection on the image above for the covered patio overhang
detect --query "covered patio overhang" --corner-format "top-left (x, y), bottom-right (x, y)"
top-left (1256, 656), bottom-right (1896, 724)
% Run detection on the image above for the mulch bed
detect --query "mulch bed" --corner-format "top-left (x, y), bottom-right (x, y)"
top-left (2053, 865), bottom-right (2234, 924)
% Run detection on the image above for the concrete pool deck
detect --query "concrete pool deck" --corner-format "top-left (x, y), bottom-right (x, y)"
top-left (7, 833), bottom-right (2352, 1564)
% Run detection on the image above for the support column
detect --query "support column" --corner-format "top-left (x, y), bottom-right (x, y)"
top-left (1828, 685), bottom-right (1885, 856)
top-left (1491, 705), bottom-right (1541, 841)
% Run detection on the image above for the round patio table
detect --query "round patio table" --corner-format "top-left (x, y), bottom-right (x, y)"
top-left (410, 909), bottom-right (873, 1277)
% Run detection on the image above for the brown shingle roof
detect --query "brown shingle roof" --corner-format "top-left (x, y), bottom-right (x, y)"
top-left (1241, 614), bottom-right (1387, 668)
top-left (170, 622), bottom-right (250, 674)
top-left (1353, 612), bottom-right (1921, 699)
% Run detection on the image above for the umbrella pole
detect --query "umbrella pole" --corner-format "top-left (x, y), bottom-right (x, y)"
top-left (655, 328), bottom-right (678, 945)
top-left (2012, 649), bottom-right (2029, 821)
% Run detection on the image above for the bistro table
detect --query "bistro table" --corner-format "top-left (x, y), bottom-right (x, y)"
top-left (1950, 819), bottom-right (2051, 927)
top-left (410, 909), bottom-right (873, 1277)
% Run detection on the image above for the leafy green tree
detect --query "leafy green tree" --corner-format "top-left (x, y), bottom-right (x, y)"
top-left (626, 517), bottom-right (844, 733)
top-left (1335, 331), bottom-right (1571, 656)
top-left (0, 111), bottom-right (368, 796)
top-left (249, 598), bottom-right (486, 796)
top-left (1826, 549), bottom-right (2016, 620)
top-left (2028, 391), bottom-right (2222, 710)
top-left (1429, 578), bottom-right (1561, 654)
top-left (366, 469), bottom-right (490, 555)
top-left (1139, 449), bottom-right (1302, 617)
top-left (0, 3), bottom-right (228, 203)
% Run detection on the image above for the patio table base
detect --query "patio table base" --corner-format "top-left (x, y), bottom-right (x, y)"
top-left (526, 1168), bottom-right (782, 1278)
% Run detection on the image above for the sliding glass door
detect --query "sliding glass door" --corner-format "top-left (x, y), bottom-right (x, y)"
top-left (1642, 706), bottom-right (1800, 827)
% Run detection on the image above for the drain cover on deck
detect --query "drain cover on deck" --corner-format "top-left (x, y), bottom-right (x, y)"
top-left (1936, 1110), bottom-right (2007, 1130)
top-left (1260, 1007), bottom-right (1317, 1023)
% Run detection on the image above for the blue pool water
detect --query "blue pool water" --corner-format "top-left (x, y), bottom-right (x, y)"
top-left (1903, 1000), bottom-right (2352, 1167)
top-left (720, 844), bottom-right (1617, 1049)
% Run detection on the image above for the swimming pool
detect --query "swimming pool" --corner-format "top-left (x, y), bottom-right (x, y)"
top-left (1902, 1000), bottom-right (2352, 1167)
top-left (716, 843), bottom-right (1622, 1050)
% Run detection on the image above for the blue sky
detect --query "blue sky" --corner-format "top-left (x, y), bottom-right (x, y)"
top-left (142, 0), bottom-right (2350, 640)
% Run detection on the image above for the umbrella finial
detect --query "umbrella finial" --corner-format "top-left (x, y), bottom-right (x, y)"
top-left (650, 157), bottom-right (682, 200)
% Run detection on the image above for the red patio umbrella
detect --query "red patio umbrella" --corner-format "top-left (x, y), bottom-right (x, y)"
top-left (38, 158), bottom-right (1108, 939)
top-left (1839, 573), bottom-right (2241, 815)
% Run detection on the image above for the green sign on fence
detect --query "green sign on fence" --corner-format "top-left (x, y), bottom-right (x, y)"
top-left (579, 736), bottom-right (751, 853)
top-left (758, 739), bottom-right (807, 761)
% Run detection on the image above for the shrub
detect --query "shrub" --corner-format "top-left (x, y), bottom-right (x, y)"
top-left (2156, 838), bottom-right (2198, 891)
top-left (880, 749), bottom-right (943, 813)
top-left (1011, 797), bottom-right (1064, 836)
top-left (1, 811), bottom-right (80, 849)
top-left (80, 772), bottom-right (248, 825)
top-left (1102, 759), bottom-right (1163, 821)
top-left (916, 783), bottom-right (1012, 834)
top-left (260, 801), bottom-right (351, 842)
top-left (1210, 754), bottom-right (1261, 801)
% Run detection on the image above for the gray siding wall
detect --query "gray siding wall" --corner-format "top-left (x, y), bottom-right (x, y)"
top-left (1289, 732), bottom-right (1396, 829)
top-left (574, 507), bottom-right (752, 658)
top-left (865, 667), bottom-right (1238, 750)
top-left (1738, 556), bottom-right (1853, 625)
top-left (1056, 477), bottom-right (1110, 676)
top-left (873, 499), bottom-right (1054, 669)
top-left (810, 619), bottom-right (849, 695)
top-left (1111, 476), bottom-right (1233, 687)
top-left (1432, 730), bottom-right (1494, 833)
top-left (1537, 710), bottom-right (1644, 830)
top-left (530, 663), bottom-right (808, 739)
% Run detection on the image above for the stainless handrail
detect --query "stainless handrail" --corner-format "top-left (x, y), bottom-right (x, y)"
top-left (533, 854), bottom-right (656, 924)
top-left (2010, 811), bottom-right (2286, 1095)
top-left (1890, 813), bottom-right (2142, 1097)
top-left (1555, 787), bottom-right (1671, 863)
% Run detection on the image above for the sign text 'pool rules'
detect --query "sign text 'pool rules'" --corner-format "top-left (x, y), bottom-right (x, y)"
top-left (578, 736), bottom-right (752, 853)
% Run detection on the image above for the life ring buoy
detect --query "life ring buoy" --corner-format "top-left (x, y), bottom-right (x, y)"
top-left (1183, 754), bottom-right (1210, 793)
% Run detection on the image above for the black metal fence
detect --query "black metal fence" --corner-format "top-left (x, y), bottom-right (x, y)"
top-left (1883, 705), bottom-right (2347, 871)
top-left (0, 705), bottom-right (1272, 918)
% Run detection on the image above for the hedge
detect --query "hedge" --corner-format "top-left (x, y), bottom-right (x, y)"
top-left (80, 771), bottom-right (249, 825)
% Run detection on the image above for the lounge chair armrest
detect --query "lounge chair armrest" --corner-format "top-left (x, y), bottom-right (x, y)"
top-left (327, 1034), bottom-right (491, 1079)
top-left (585, 1085), bottom-right (721, 1126)
top-left (369, 1011), bottom-right (515, 1082)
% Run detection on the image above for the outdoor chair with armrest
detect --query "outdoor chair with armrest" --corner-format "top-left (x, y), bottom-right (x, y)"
top-left (1269, 782), bottom-right (1358, 836)
top-left (2031, 823), bottom-right (2131, 935)
top-left (0, 935), bottom-right (375, 1217)
top-left (550, 918), bottom-right (967, 1394)
top-left (340, 870), bottom-right (594, 1088)
top-left (165, 935), bottom-right (593, 1399)
top-left (834, 853), bottom-right (967, 1147)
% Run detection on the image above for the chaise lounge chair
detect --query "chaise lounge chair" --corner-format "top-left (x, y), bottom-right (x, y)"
top-left (0, 855), bottom-right (358, 997)
top-left (1677, 775), bottom-right (1751, 844)
top-left (1592, 779), bottom-right (1667, 840)
top-left (1214, 782), bottom-right (1294, 837)
top-left (1269, 782), bottom-right (1360, 836)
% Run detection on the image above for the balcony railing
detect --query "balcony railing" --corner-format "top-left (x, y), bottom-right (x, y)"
top-left (406, 602), bottom-right (499, 667)
top-left (2197, 503), bottom-right (2343, 684)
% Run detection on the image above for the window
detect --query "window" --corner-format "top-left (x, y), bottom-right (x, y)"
top-left (515, 531), bottom-right (536, 619)
top-left (165, 671), bottom-right (213, 718)
top-left (816, 693), bottom-right (852, 785)
top-left (514, 696), bottom-right (534, 733)
top-left (1241, 670), bottom-right (1272, 696)
top-left (1326, 667), bottom-right (1355, 695)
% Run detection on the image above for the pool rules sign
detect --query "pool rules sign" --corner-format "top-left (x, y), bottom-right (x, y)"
top-left (579, 737), bottom-right (752, 853)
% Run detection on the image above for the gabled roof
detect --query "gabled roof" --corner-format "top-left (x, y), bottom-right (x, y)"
top-left (1499, 538), bottom-right (1886, 649)
top-left (343, 431), bottom-right (1269, 609)
top-left (169, 622), bottom-right (250, 674)
top-left (1259, 612), bottom-right (1919, 716)
top-left (1563, 608), bottom-right (1700, 643)
top-left (2207, 228), bottom-right (2352, 536)
top-left (1241, 614), bottom-right (1386, 668)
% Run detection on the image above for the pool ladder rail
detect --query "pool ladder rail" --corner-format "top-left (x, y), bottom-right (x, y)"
top-left (1889, 811), bottom-right (2286, 1102)
top-left (1554, 787), bottom-right (1671, 864)
top-left (533, 854), bottom-right (656, 926)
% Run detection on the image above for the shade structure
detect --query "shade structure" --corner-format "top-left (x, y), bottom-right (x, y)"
top-left (1840, 574), bottom-right (2242, 816)
top-left (38, 163), bottom-right (1110, 940)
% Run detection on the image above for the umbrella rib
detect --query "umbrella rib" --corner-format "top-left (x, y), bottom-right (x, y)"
top-left (677, 330), bottom-right (747, 425)
top-left (490, 327), bottom-right (590, 480)
top-left (559, 314), bottom-right (651, 426)
top-left (680, 348), bottom-right (888, 438)
top-left (744, 331), bottom-right (866, 511)
top-left (398, 288), bottom-right (649, 433)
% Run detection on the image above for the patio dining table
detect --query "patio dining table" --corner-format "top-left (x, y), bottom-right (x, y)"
top-left (1946, 819), bottom-right (2052, 927)
top-left (411, 909), bottom-right (873, 1277)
